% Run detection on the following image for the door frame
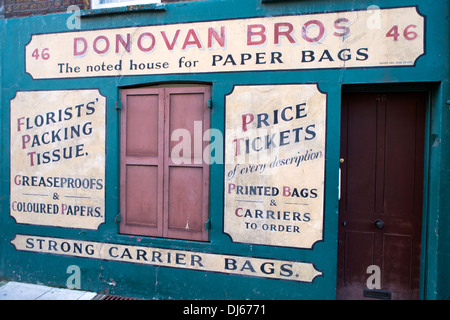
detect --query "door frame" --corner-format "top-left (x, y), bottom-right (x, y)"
top-left (339, 82), bottom-right (440, 300)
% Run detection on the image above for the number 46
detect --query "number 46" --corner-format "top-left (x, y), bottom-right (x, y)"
top-left (386, 24), bottom-right (418, 41)
top-left (32, 48), bottom-right (50, 60)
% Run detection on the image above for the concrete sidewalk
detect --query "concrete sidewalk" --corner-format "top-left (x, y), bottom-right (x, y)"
top-left (0, 281), bottom-right (98, 300)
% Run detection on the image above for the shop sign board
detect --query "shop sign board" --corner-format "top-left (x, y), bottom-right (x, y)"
top-left (224, 84), bottom-right (326, 249)
top-left (11, 234), bottom-right (323, 283)
top-left (10, 90), bottom-right (106, 229)
top-left (25, 7), bottom-right (424, 79)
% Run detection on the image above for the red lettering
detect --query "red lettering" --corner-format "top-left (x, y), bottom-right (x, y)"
top-left (137, 32), bottom-right (156, 52)
top-left (182, 29), bottom-right (203, 50)
top-left (115, 34), bottom-right (131, 53)
top-left (22, 134), bottom-right (30, 149)
top-left (247, 24), bottom-right (266, 46)
top-left (208, 27), bottom-right (226, 48)
top-left (301, 20), bottom-right (325, 43)
top-left (93, 36), bottom-right (110, 54)
top-left (333, 18), bottom-right (350, 38)
top-left (242, 113), bottom-right (254, 132)
top-left (274, 22), bottom-right (295, 44)
top-left (27, 151), bottom-right (36, 167)
top-left (161, 30), bottom-right (180, 50)
top-left (17, 117), bottom-right (25, 132)
top-left (73, 37), bottom-right (87, 56)
top-left (233, 138), bottom-right (245, 156)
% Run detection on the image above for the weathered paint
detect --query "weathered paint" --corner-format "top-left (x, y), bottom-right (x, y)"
top-left (10, 90), bottom-right (106, 229)
top-left (0, 0), bottom-right (449, 300)
top-left (224, 84), bottom-right (326, 249)
top-left (24, 7), bottom-right (424, 78)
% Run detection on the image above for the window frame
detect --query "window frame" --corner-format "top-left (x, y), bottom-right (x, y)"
top-left (91, 0), bottom-right (161, 10)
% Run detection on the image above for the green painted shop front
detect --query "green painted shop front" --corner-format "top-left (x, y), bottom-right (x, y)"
top-left (0, 0), bottom-right (448, 300)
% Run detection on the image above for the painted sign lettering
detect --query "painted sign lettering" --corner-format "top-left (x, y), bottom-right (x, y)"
top-left (224, 84), bottom-right (326, 248)
top-left (25, 7), bottom-right (424, 79)
top-left (10, 90), bottom-right (106, 229)
top-left (11, 234), bottom-right (323, 283)
top-left (224, 84), bottom-right (326, 249)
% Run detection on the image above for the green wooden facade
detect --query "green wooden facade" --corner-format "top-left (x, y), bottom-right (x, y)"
top-left (0, 0), bottom-right (448, 300)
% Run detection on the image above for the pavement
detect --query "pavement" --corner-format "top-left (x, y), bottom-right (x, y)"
top-left (0, 281), bottom-right (98, 300)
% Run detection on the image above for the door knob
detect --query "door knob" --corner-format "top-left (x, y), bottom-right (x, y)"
top-left (374, 219), bottom-right (384, 229)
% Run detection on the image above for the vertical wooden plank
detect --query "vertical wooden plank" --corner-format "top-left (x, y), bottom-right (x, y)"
top-left (164, 86), bottom-right (210, 241)
top-left (120, 88), bottom-right (164, 237)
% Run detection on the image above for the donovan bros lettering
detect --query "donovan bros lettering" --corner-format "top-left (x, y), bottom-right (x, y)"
top-left (224, 84), bottom-right (326, 248)
top-left (25, 7), bottom-right (424, 79)
top-left (10, 90), bottom-right (105, 229)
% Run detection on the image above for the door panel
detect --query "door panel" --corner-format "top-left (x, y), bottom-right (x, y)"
top-left (382, 234), bottom-right (413, 291)
top-left (342, 95), bottom-right (377, 218)
top-left (337, 92), bottom-right (425, 300)
top-left (344, 231), bottom-right (375, 285)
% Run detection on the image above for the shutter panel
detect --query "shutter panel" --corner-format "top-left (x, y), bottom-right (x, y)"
top-left (164, 87), bottom-right (210, 241)
top-left (120, 89), bottom-right (164, 237)
top-left (120, 86), bottom-right (210, 242)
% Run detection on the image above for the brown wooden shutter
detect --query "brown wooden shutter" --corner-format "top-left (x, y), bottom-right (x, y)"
top-left (164, 87), bottom-right (210, 241)
top-left (120, 86), bottom-right (210, 241)
top-left (120, 88), bottom-right (164, 237)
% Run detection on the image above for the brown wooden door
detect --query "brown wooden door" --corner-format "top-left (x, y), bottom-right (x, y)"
top-left (337, 92), bottom-right (426, 300)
